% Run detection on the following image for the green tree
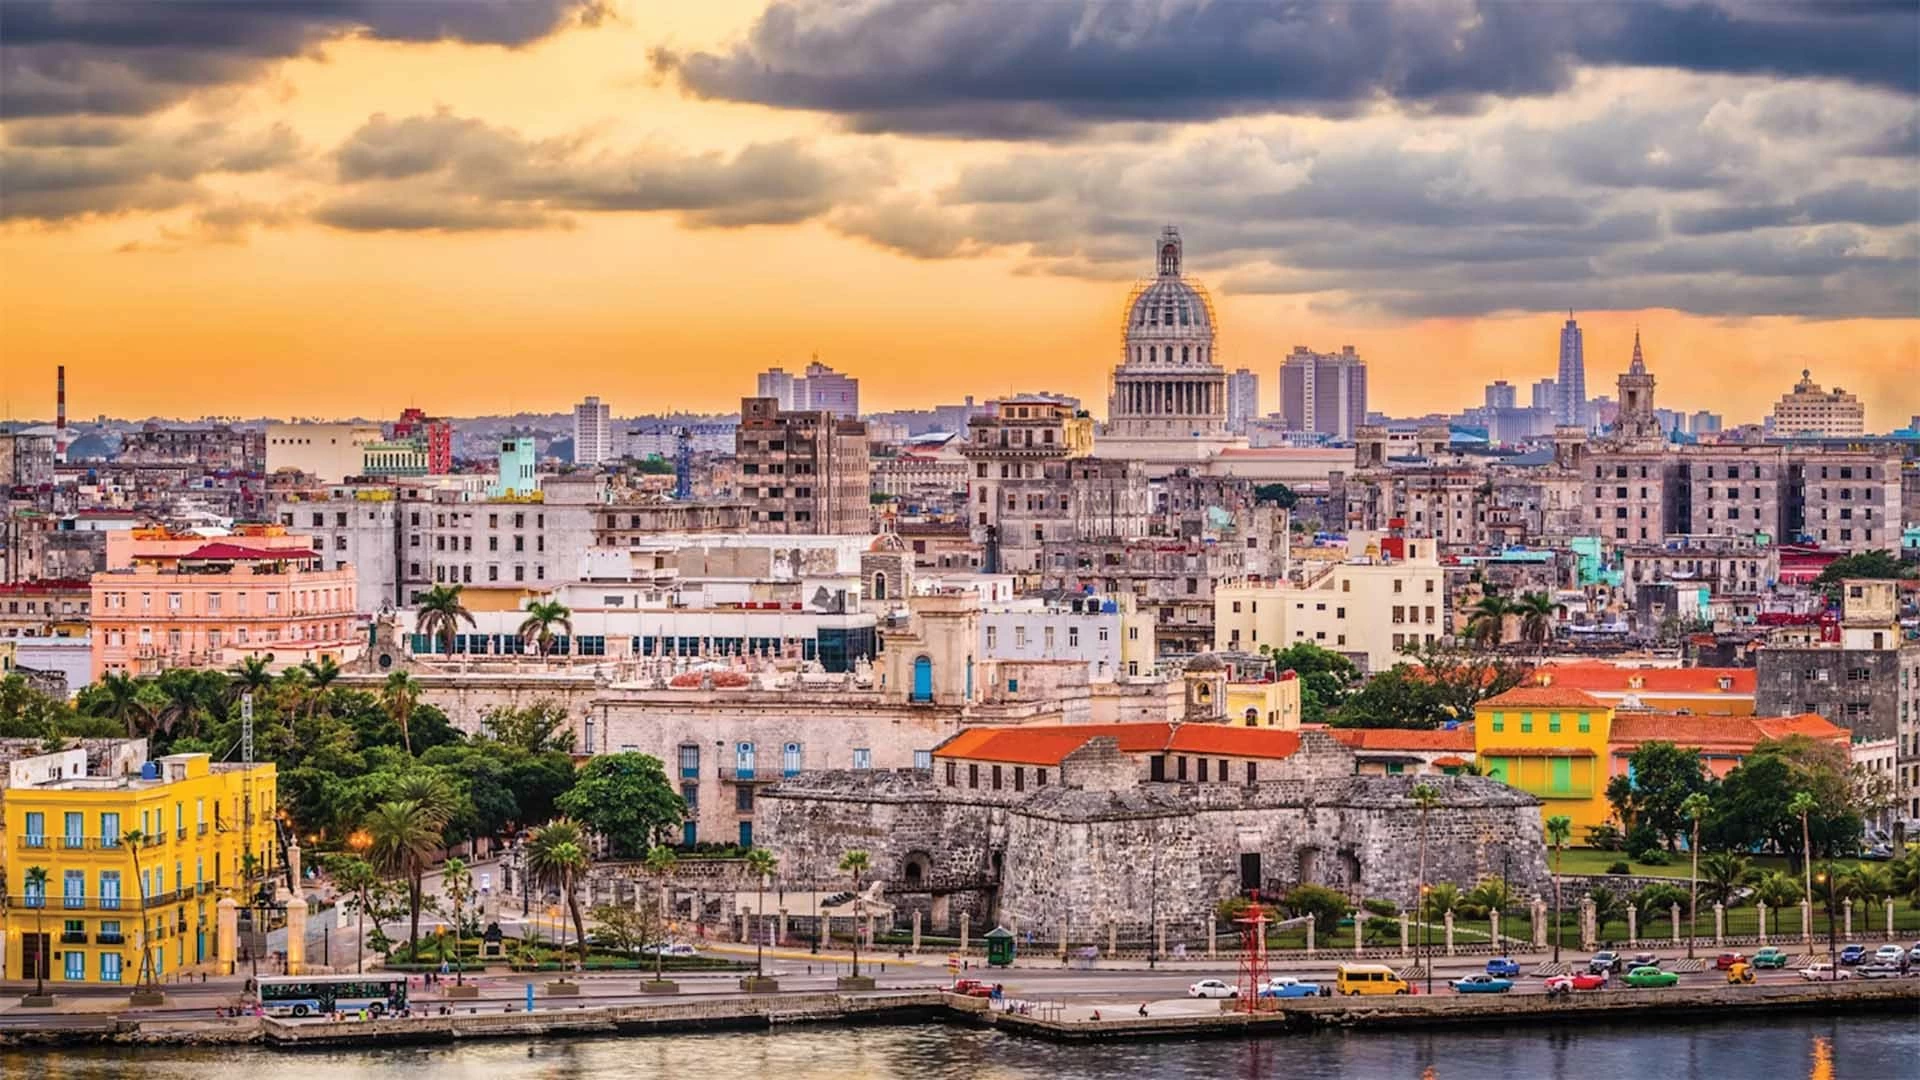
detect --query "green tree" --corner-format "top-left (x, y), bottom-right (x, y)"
top-left (1753, 871), bottom-right (1801, 937)
top-left (1465, 594), bottom-right (1512, 646)
top-left (1546, 815), bottom-right (1571, 962)
top-left (1513, 592), bottom-right (1555, 650)
top-left (381, 672), bottom-right (421, 755)
top-left (1411, 782), bottom-right (1439, 950)
top-left (744, 848), bottom-right (776, 978)
top-left (643, 845), bottom-right (678, 982)
top-left (588, 902), bottom-right (652, 957)
top-left (299, 656), bottom-right (342, 723)
top-left (1464, 877), bottom-right (1512, 919)
top-left (1698, 852), bottom-right (1751, 908)
top-left (517, 601), bottom-right (574, 657)
top-left (527, 820), bottom-right (591, 968)
top-left (1812, 550), bottom-right (1913, 599)
top-left (1281, 883), bottom-right (1351, 938)
top-left (415, 584), bottom-right (476, 654)
top-left (1605, 741), bottom-right (1713, 851)
top-left (482, 701), bottom-right (575, 754)
top-left (1891, 849), bottom-right (1920, 905)
top-left (840, 849), bottom-right (872, 979)
top-left (228, 655), bottom-right (274, 702)
top-left (1420, 882), bottom-right (1462, 921)
top-left (86, 672), bottom-right (145, 737)
top-left (1262, 643), bottom-right (1358, 724)
top-left (1587, 884), bottom-right (1625, 939)
top-left (1681, 791), bottom-right (1711, 956)
top-left (555, 753), bottom-right (685, 858)
top-left (365, 799), bottom-right (442, 959)
top-left (23, 865), bottom-right (48, 996)
top-left (441, 856), bottom-right (472, 985)
top-left (327, 853), bottom-right (380, 973)
top-left (1252, 483), bottom-right (1299, 509)
top-left (1338, 641), bottom-right (1530, 729)
top-left (1789, 790), bottom-right (1818, 910)
top-left (1629, 882), bottom-right (1689, 928)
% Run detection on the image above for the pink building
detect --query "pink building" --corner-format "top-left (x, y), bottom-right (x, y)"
top-left (91, 526), bottom-right (359, 679)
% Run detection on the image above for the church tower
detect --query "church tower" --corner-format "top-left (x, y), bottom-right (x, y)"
top-left (1613, 329), bottom-right (1663, 444)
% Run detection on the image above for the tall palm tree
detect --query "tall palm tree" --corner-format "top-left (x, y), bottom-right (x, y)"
top-left (1788, 790), bottom-right (1818, 912)
top-left (274, 667), bottom-right (310, 740)
top-left (1681, 792), bottom-right (1711, 958)
top-left (1514, 592), bottom-right (1556, 651)
top-left (364, 799), bottom-right (441, 960)
top-left (389, 771), bottom-right (457, 832)
top-left (1546, 815), bottom-right (1571, 963)
top-left (228, 655), bottom-right (274, 703)
top-left (1465, 595), bottom-right (1512, 647)
top-left (744, 848), bottom-right (776, 979)
top-left (644, 845), bottom-right (678, 982)
top-left (23, 866), bottom-right (48, 996)
top-left (517, 601), bottom-right (574, 658)
top-left (527, 821), bottom-right (591, 968)
top-left (1699, 852), bottom-right (1752, 908)
top-left (92, 672), bottom-right (143, 738)
top-left (442, 856), bottom-right (472, 986)
top-left (124, 828), bottom-right (157, 993)
top-left (154, 670), bottom-right (206, 739)
top-left (330, 854), bottom-right (379, 974)
top-left (415, 584), bottom-right (476, 656)
top-left (299, 656), bottom-right (341, 723)
top-left (381, 672), bottom-right (421, 755)
top-left (840, 849), bottom-right (872, 979)
top-left (1754, 871), bottom-right (1801, 937)
top-left (1411, 783), bottom-right (1439, 971)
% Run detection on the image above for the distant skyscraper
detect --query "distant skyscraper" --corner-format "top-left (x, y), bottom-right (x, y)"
top-left (801, 360), bottom-right (860, 418)
top-left (1531, 378), bottom-right (1557, 412)
top-left (1226, 368), bottom-right (1259, 434)
top-left (1691, 410), bottom-right (1722, 435)
top-left (1279, 346), bottom-right (1367, 440)
top-left (1484, 380), bottom-right (1517, 411)
top-left (572, 395), bottom-right (611, 466)
top-left (1555, 312), bottom-right (1586, 428)
top-left (757, 367), bottom-right (799, 410)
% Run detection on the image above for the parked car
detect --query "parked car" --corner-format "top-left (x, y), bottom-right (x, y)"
top-left (1449, 975), bottom-right (1514, 994)
top-left (1544, 972), bottom-right (1608, 992)
top-left (1587, 951), bottom-right (1622, 974)
top-left (1260, 978), bottom-right (1322, 999)
top-left (1872, 945), bottom-right (1904, 964)
top-left (1752, 947), bottom-right (1791, 969)
top-left (1624, 965), bottom-right (1680, 988)
top-left (1908, 943), bottom-right (1920, 965)
top-left (1800, 963), bottom-right (1852, 982)
top-left (1189, 979), bottom-right (1238, 999)
top-left (1857, 961), bottom-right (1903, 980)
top-left (1485, 957), bottom-right (1522, 977)
top-left (640, 942), bottom-right (699, 957)
top-left (1628, 952), bottom-right (1661, 969)
top-left (1838, 944), bottom-right (1868, 966)
top-left (1713, 952), bottom-right (1746, 971)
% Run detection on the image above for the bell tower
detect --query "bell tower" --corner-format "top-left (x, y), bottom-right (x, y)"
top-left (1613, 328), bottom-right (1662, 444)
top-left (1157, 225), bottom-right (1182, 277)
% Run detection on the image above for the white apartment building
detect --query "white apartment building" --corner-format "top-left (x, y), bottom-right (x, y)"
top-left (1770, 369), bottom-right (1865, 437)
top-left (979, 597), bottom-right (1124, 683)
top-left (266, 422), bottom-right (382, 482)
top-left (573, 396), bottom-right (612, 466)
top-left (1212, 533), bottom-right (1446, 674)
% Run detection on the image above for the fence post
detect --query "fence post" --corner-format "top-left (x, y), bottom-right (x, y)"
top-left (1354, 910), bottom-right (1367, 957)
top-left (1843, 900), bottom-right (1853, 941)
top-left (1580, 897), bottom-right (1596, 951)
top-left (1107, 921), bottom-right (1117, 960)
top-left (1887, 899), bottom-right (1897, 942)
top-left (1304, 917), bottom-right (1314, 958)
top-left (1713, 902), bottom-right (1724, 946)
top-left (1627, 906), bottom-right (1637, 947)
top-left (1756, 902), bottom-right (1767, 946)
top-left (1800, 900), bottom-right (1812, 945)
top-left (1399, 913), bottom-right (1410, 958)
top-left (1489, 909), bottom-right (1501, 952)
top-left (1443, 910), bottom-right (1455, 957)
top-left (1669, 902), bottom-right (1681, 946)
top-left (911, 910), bottom-right (921, 955)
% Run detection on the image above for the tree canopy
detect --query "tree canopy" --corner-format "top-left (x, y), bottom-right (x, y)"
top-left (1605, 741), bottom-right (1713, 852)
top-left (555, 752), bottom-right (686, 858)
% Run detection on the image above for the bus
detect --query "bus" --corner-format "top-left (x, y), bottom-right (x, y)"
top-left (1334, 963), bottom-right (1411, 996)
top-left (256, 974), bottom-right (409, 1018)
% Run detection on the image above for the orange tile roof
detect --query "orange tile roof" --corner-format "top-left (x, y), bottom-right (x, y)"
top-left (1432, 756), bottom-right (1470, 768)
top-left (1479, 687), bottom-right (1609, 710)
top-left (1609, 712), bottom-right (1846, 752)
top-left (933, 722), bottom-right (1305, 767)
top-left (1328, 728), bottom-right (1475, 752)
top-left (1532, 663), bottom-right (1756, 696)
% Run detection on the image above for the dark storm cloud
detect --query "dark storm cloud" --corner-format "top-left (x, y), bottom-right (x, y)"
top-left (315, 111), bottom-right (884, 232)
top-left (655, 0), bottom-right (1917, 139)
top-left (0, 1), bottom-right (604, 118)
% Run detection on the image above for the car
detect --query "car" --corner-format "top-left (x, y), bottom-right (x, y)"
top-left (1713, 952), bottom-right (1746, 971)
top-left (1448, 975), bottom-right (1514, 994)
top-left (1873, 945), bottom-right (1905, 964)
top-left (1857, 961), bottom-right (1904, 980)
top-left (1485, 957), bottom-right (1522, 977)
top-left (1259, 978), bottom-right (1322, 999)
top-left (1752, 947), bottom-right (1791, 969)
top-left (1188, 979), bottom-right (1238, 999)
top-left (1544, 972), bottom-right (1608, 992)
top-left (1838, 944), bottom-right (1868, 965)
top-left (1628, 952), bottom-right (1661, 970)
top-left (1862, 844), bottom-right (1895, 861)
top-left (1624, 965), bottom-right (1680, 988)
top-left (944, 979), bottom-right (997, 998)
top-left (1587, 951), bottom-right (1622, 974)
top-left (1726, 962), bottom-right (1755, 985)
top-left (1908, 943), bottom-right (1920, 965)
top-left (1799, 963), bottom-right (1852, 982)
top-left (639, 942), bottom-right (698, 957)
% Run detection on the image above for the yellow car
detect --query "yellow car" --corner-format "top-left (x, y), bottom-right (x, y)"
top-left (1726, 962), bottom-right (1755, 985)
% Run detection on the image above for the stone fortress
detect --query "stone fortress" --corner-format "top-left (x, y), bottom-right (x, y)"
top-left (757, 717), bottom-right (1550, 943)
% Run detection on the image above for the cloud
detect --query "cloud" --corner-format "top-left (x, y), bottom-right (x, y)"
top-left (115, 198), bottom-right (296, 252)
top-left (1, 119), bottom-right (300, 222)
top-left (314, 110), bottom-right (886, 232)
top-left (656, 0), bottom-right (1918, 139)
top-left (0, 1), bottom-right (605, 119)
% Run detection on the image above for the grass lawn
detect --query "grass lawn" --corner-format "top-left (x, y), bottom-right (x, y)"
top-left (1550, 848), bottom-right (1881, 880)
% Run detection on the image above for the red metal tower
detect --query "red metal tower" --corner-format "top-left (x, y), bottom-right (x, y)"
top-left (1234, 890), bottom-right (1271, 1010)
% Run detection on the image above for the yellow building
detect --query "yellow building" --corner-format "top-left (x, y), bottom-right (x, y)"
top-left (3, 746), bottom-right (277, 986)
top-left (1225, 670), bottom-right (1304, 729)
top-left (1472, 686), bottom-right (1615, 840)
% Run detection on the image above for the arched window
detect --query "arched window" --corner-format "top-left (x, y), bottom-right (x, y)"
top-left (1182, 345), bottom-right (1190, 363)
top-left (911, 655), bottom-right (933, 703)
top-left (1245, 706), bottom-right (1260, 727)
top-left (873, 571), bottom-right (887, 600)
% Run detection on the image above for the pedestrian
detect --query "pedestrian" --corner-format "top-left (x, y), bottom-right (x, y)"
top-left (1138, 1002), bottom-right (1149, 1017)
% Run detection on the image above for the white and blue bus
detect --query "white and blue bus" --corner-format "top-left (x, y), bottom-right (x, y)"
top-left (257, 974), bottom-right (409, 1018)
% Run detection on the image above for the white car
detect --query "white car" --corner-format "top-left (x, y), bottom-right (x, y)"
top-left (1188, 978), bottom-right (1238, 999)
top-left (640, 942), bottom-right (698, 957)
top-left (1872, 945), bottom-right (1904, 964)
top-left (1799, 963), bottom-right (1852, 982)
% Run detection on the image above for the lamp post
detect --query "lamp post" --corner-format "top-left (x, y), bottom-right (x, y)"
top-left (1420, 884), bottom-right (1433, 996)
top-left (1814, 868), bottom-right (1838, 977)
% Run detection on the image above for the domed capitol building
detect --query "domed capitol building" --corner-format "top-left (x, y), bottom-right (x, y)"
top-left (1099, 226), bottom-right (1249, 469)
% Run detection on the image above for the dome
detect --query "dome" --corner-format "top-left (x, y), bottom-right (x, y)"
top-left (1185, 652), bottom-right (1225, 672)
top-left (1121, 225), bottom-right (1217, 370)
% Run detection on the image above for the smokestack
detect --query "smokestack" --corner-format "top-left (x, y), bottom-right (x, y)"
top-left (56, 364), bottom-right (67, 463)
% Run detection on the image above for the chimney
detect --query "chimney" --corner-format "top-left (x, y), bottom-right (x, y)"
top-left (56, 364), bottom-right (68, 463)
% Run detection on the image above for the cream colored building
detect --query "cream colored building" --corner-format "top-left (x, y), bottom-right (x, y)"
top-left (1212, 533), bottom-right (1446, 674)
top-left (266, 423), bottom-right (382, 482)
top-left (1770, 369), bottom-right (1865, 437)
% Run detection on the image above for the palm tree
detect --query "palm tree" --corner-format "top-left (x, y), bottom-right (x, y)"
top-left (154, 670), bottom-right (205, 739)
top-left (1753, 871), bottom-right (1802, 937)
top-left (228, 655), bottom-right (274, 703)
top-left (382, 672), bottom-right (421, 755)
top-left (1546, 815), bottom-right (1571, 962)
top-left (527, 820), bottom-right (591, 968)
top-left (1699, 852), bottom-right (1751, 908)
top-left (840, 849), bottom-right (872, 980)
top-left (23, 866), bottom-right (48, 996)
top-left (1587, 884), bottom-right (1626, 942)
top-left (744, 848), bottom-right (776, 979)
top-left (643, 845), bottom-right (678, 982)
top-left (299, 656), bottom-right (341, 723)
top-left (1410, 782), bottom-right (1439, 988)
top-left (274, 666), bottom-right (310, 740)
top-left (415, 584), bottom-right (476, 656)
top-left (1788, 790), bottom-right (1818, 912)
top-left (389, 771), bottom-right (457, 832)
top-left (92, 672), bottom-right (143, 738)
top-left (124, 828), bottom-right (157, 993)
top-left (364, 799), bottom-right (442, 960)
top-left (1681, 792), bottom-right (1711, 957)
top-left (1421, 882), bottom-right (1462, 921)
top-left (517, 600), bottom-right (574, 658)
top-left (1891, 849), bottom-right (1920, 905)
top-left (1514, 592), bottom-right (1556, 651)
top-left (1465, 595), bottom-right (1511, 647)
top-left (330, 855), bottom-right (379, 974)
top-left (442, 857), bottom-right (472, 986)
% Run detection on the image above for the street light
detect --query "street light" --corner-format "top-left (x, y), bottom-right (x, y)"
top-left (1814, 868), bottom-right (1838, 977)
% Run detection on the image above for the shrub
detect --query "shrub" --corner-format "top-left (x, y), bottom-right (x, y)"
top-left (1634, 849), bottom-right (1671, 867)
top-left (1585, 823), bottom-right (1625, 851)
top-left (1606, 861), bottom-right (1631, 875)
top-left (1280, 884), bottom-right (1351, 937)
top-left (1361, 898), bottom-right (1400, 918)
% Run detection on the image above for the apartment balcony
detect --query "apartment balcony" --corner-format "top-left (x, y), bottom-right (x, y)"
top-left (717, 767), bottom-right (777, 785)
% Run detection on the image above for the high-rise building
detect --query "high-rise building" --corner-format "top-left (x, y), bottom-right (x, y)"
top-left (1278, 346), bottom-right (1367, 440)
top-left (1769, 369), bottom-right (1865, 437)
top-left (737, 397), bottom-right (871, 533)
top-left (572, 396), bottom-right (611, 466)
top-left (800, 361), bottom-right (860, 418)
top-left (1226, 368), bottom-right (1259, 434)
top-left (1531, 378), bottom-right (1557, 412)
top-left (1691, 411), bottom-right (1722, 435)
top-left (1484, 380), bottom-right (1517, 411)
top-left (392, 408), bottom-right (452, 474)
top-left (1555, 312), bottom-right (1586, 428)
top-left (757, 368), bottom-right (799, 410)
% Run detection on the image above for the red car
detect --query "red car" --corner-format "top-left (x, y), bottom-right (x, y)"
top-left (945, 979), bottom-right (998, 998)
top-left (1714, 952), bottom-right (1746, 971)
top-left (1544, 972), bottom-right (1608, 992)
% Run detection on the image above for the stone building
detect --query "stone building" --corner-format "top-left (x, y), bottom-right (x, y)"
top-left (757, 726), bottom-right (1548, 941)
top-left (737, 397), bottom-right (871, 535)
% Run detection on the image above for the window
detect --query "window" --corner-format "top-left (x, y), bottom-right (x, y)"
top-left (783, 742), bottom-right (803, 777)
top-left (968, 764), bottom-right (980, 789)
top-left (678, 744), bottom-right (700, 779)
top-left (946, 761), bottom-right (958, 786)
top-left (101, 953), bottom-right (123, 983)
top-left (735, 742), bottom-right (756, 779)
top-left (23, 811), bottom-right (44, 847)
top-left (852, 748), bottom-right (872, 770)
top-left (1520, 713), bottom-right (1534, 733)
top-left (1577, 714), bottom-right (1590, 734)
top-left (1548, 712), bottom-right (1561, 734)
top-left (914, 750), bottom-right (932, 771)
top-left (991, 764), bottom-right (1003, 790)
top-left (1490, 713), bottom-right (1504, 733)
top-left (735, 786), bottom-right (754, 813)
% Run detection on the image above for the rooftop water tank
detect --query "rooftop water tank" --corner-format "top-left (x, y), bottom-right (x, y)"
top-left (140, 761), bottom-right (160, 781)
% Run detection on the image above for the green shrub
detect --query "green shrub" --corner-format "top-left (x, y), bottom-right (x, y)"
top-left (1606, 861), bottom-right (1631, 875)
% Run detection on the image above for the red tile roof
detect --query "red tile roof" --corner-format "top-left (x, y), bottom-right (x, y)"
top-left (934, 722), bottom-right (1304, 767)
top-left (1609, 712), bottom-right (1845, 751)
top-left (1432, 756), bottom-right (1470, 768)
top-left (1478, 687), bottom-right (1609, 710)
top-left (1328, 728), bottom-right (1475, 752)
top-left (1479, 746), bottom-right (1597, 758)
top-left (1532, 663), bottom-right (1756, 696)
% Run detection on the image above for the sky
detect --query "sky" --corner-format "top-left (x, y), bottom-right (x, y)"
top-left (2, 0), bottom-right (1917, 429)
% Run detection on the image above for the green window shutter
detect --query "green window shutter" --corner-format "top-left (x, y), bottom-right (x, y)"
top-left (1549, 712), bottom-right (1561, 733)
top-left (1578, 713), bottom-right (1591, 733)
top-left (1520, 712), bottom-right (1533, 733)
top-left (1551, 757), bottom-right (1571, 793)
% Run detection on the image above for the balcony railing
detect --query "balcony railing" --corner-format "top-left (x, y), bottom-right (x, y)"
top-left (6, 895), bottom-right (133, 912)
top-left (96, 932), bottom-right (125, 945)
top-left (60, 931), bottom-right (87, 945)
top-left (20, 835), bottom-right (125, 851)
top-left (718, 767), bottom-right (775, 784)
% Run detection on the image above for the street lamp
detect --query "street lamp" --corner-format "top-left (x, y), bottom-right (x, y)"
top-left (1814, 868), bottom-right (1838, 977)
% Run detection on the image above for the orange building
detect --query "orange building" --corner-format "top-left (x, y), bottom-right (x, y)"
top-left (931, 722), bottom-right (1332, 790)
top-left (1325, 727), bottom-right (1476, 776)
top-left (1608, 711), bottom-right (1846, 781)
top-left (1529, 662), bottom-right (1756, 716)
top-left (90, 526), bottom-right (359, 679)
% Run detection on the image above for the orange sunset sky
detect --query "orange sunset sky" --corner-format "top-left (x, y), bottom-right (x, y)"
top-left (3, 1), bottom-right (1916, 428)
